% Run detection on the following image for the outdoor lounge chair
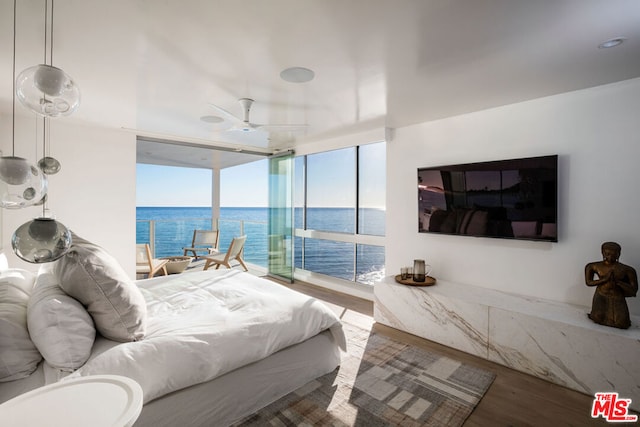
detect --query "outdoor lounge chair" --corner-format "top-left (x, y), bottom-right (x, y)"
top-left (183, 229), bottom-right (220, 259)
top-left (136, 243), bottom-right (169, 278)
top-left (203, 235), bottom-right (248, 271)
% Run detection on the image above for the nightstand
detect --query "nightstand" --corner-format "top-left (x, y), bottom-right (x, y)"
top-left (0, 375), bottom-right (143, 427)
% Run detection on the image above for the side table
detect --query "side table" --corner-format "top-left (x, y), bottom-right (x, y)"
top-left (0, 375), bottom-right (143, 427)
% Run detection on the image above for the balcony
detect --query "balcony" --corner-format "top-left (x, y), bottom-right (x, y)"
top-left (136, 217), bottom-right (268, 272)
top-left (136, 216), bottom-right (385, 289)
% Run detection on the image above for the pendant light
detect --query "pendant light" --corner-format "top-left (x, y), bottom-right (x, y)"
top-left (12, 84), bottom-right (71, 264)
top-left (38, 117), bottom-right (61, 175)
top-left (0, 0), bottom-right (48, 209)
top-left (31, 0), bottom-right (62, 175)
top-left (38, 156), bottom-right (61, 175)
top-left (16, 0), bottom-right (80, 118)
top-left (12, 209), bottom-right (71, 264)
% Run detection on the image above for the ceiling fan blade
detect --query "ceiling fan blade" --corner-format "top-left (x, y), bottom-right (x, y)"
top-left (257, 123), bottom-right (309, 132)
top-left (208, 103), bottom-right (243, 125)
top-left (209, 98), bottom-right (308, 133)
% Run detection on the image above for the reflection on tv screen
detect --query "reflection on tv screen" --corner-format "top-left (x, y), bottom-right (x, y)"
top-left (418, 155), bottom-right (558, 242)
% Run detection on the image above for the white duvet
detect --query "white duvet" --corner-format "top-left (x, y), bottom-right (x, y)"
top-left (65, 270), bottom-right (346, 403)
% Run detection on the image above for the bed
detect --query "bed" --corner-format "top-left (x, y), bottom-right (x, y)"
top-left (0, 233), bottom-right (346, 426)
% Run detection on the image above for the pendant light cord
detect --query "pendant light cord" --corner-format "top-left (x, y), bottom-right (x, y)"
top-left (50, 0), bottom-right (54, 66)
top-left (42, 0), bottom-right (54, 159)
top-left (42, 117), bottom-right (47, 216)
top-left (44, 0), bottom-right (48, 64)
top-left (41, 0), bottom-right (48, 218)
top-left (43, 0), bottom-right (50, 160)
top-left (11, 0), bottom-right (17, 156)
top-left (45, 0), bottom-right (54, 66)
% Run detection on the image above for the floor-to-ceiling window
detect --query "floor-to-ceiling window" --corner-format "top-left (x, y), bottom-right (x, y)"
top-left (268, 154), bottom-right (294, 281)
top-left (356, 141), bottom-right (386, 284)
top-left (294, 141), bottom-right (386, 286)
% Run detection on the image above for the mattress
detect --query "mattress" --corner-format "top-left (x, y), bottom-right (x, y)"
top-left (138, 329), bottom-right (340, 426)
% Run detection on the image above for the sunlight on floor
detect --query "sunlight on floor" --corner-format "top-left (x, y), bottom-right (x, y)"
top-left (321, 301), bottom-right (374, 332)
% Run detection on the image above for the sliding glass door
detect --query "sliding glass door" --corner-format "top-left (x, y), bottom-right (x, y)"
top-left (268, 154), bottom-right (294, 281)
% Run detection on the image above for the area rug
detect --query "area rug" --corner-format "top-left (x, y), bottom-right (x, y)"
top-left (235, 323), bottom-right (496, 426)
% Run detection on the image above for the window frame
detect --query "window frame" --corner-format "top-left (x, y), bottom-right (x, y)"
top-left (293, 141), bottom-right (386, 285)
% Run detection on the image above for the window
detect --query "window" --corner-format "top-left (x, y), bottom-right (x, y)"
top-left (294, 141), bottom-right (386, 286)
top-left (304, 238), bottom-right (354, 281)
top-left (356, 244), bottom-right (385, 284)
top-left (358, 142), bottom-right (386, 236)
top-left (306, 148), bottom-right (356, 233)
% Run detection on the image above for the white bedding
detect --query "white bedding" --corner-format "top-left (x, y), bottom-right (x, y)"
top-left (64, 269), bottom-right (346, 403)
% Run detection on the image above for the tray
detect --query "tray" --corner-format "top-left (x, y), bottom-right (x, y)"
top-left (394, 274), bottom-right (436, 286)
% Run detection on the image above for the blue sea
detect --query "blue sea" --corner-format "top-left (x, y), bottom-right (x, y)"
top-left (137, 206), bottom-right (385, 284)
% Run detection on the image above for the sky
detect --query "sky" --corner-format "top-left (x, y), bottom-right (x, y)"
top-left (136, 160), bottom-right (268, 207)
top-left (220, 159), bottom-right (269, 207)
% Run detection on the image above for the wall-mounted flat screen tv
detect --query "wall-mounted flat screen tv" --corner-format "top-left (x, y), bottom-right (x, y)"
top-left (418, 155), bottom-right (558, 242)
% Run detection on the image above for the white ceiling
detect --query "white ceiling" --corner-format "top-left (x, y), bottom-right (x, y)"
top-left (1, 0), bottom-right (640, 169)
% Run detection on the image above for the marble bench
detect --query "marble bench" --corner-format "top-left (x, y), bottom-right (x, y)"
top-left (374, 276), bottom-right (640, 411)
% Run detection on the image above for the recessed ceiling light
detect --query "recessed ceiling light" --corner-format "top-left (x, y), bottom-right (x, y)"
top-left (280, 67), bottom-right (315, 83)
top-left (598, 37), bottom-right (626, 49)
top-left (200, 115), bottom-right (224, 123)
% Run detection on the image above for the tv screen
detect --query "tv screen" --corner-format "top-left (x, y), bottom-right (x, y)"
top-left (418, 155), bottom-right (558, 242)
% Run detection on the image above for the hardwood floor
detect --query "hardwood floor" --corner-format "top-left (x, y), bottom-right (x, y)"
top-left (280, 279), bottom-right (637, 427)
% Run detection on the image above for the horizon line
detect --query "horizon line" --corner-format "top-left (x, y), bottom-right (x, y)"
top-left (136, 205), bottom-right (386, 210)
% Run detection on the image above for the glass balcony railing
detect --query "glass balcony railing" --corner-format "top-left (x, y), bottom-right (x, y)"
top-left (137, 217), bottom-right (386, 285)
top-left (136, 218), bottom-right (268, 268)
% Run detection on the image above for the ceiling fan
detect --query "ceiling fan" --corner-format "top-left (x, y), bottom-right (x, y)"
top-left (208, 98), bottom-right (308, 133)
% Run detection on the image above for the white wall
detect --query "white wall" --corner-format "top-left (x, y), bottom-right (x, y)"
top-left (387, 77), bottom-right (640, 316)
top-left (295, 128), bottom-right (386, 157)
top-left (1, 119), bottom-right (137, 276)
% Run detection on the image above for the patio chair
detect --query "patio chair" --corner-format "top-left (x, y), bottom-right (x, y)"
top-left (183, 229), bottom-right (220, 259)
top-left (203, 235), bottom-right (248, 271)
top-left (136, 243), bottom-right (169, 278)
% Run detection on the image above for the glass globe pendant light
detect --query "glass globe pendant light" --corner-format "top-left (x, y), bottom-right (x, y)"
top-left (37, 116), bottom-right (61, 175)
top-left (38, 156), bottom-right (61, 174)
top-left (0, 0), bottom-right (48, 209)
top-left (12, 210), bottom-right (71, 264)
top-left (0, 161), bottom-right (48, 209)
top-left (6, 0), bottom-right (71, 264)
top-left (11, 101), bottom-right (70, 263)
top-left (16, 0), bottom-right (80, 118)
top-left (0, 156), bottom-right (37, 185)
top-left (16, 65), bottom-right (80, 118)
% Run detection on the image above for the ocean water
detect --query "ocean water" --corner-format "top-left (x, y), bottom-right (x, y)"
top-left (137, 206), bottom-right (385, 284)
top-left (136, 207), bottom-right (268, 264)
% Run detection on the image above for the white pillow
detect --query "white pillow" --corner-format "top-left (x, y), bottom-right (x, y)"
top-left (0, 268), bottom-right (41, 382)
top-left (27, 270), bottom-right (96, 371)
top-left (54, 233), bottom-right (147, 342)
